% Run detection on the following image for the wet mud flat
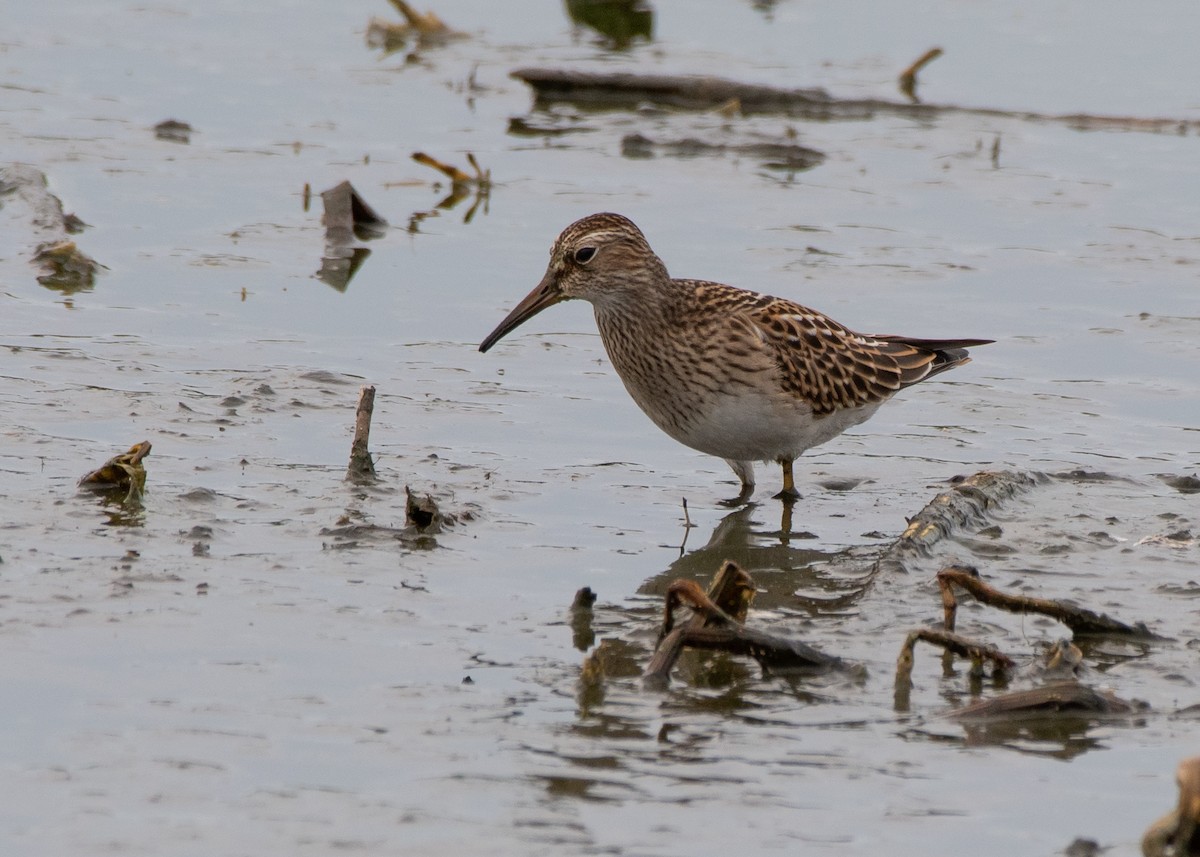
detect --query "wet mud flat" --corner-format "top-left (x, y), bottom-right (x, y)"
top-left (4, 1), bottom-right (1200, 855)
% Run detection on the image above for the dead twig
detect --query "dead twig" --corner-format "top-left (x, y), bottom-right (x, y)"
top-left (936, 564), bottom-right (1154, 637)
top-left (411, 152), bottom-right (491, 224)
top-left (644, 561), bottom-right (842, 684)
top-left (898, 47), bottom-right (943, 103)
top-left (895, 627), bottom-right (1015, 692)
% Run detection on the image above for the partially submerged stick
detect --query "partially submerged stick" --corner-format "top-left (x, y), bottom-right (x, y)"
top-left (513, 68), bottom-right (1200, 135)
top-left (895, 627), bottom-right (1015, 692)
top-left (898, 47), bottom-right (943, 102)
top-left (936, 564), bottom-right (1154, 637)
top-left (346, 385), bottom-right (377, 482)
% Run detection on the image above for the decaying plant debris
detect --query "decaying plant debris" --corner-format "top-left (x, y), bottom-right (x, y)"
top-left (1, 164), bottom-right (104, 293)
top-left (946, 680), bottom-right (1143, 721)
top-left (890, 562), bottom-right (1154, 719)
top-left (78, 440), bottom-right (152, 504)
top-left (643, 560), bottom-right (843, 686)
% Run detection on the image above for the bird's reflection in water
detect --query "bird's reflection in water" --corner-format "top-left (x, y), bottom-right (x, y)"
top-left (639, 502), bottom-right (879, 615)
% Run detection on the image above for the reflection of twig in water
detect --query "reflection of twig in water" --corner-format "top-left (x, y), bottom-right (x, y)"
top-left (409, 151), bottom-right (491, 228)
top-left (677, 496), bottom-right (694, 557)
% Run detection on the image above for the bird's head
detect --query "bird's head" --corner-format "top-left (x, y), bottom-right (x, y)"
top-left (479, 212), bottom-right (664, 352)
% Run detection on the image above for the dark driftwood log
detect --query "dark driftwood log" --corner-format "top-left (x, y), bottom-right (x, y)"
top-left (936, 564), bottom-right (1154, 638)
top-left (644, 561), bottom-right (841, 684)
top-left (946, 680), bottom-right (1141, 720)
top-left (1143, 757), bottom-right (1200, 857)
top-left (346, 385), bottom-right (377, 481)
top-left (512, 68), bottom-right (1200, 135)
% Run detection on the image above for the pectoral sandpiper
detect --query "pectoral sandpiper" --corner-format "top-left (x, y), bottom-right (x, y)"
top-left (479, 213), bottom-right (991, 501)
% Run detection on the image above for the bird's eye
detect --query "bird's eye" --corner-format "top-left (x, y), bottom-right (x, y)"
top-left (573, 246), bottom-right (597, 264)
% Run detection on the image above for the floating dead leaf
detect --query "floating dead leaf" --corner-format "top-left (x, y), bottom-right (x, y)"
top-left (79, 440), bottom-right (152, 504)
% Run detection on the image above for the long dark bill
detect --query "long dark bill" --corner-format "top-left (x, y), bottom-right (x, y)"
top-left (478, 270), bottom-right (565, 353)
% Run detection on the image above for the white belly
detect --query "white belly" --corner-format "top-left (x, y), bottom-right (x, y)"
top-left (653, 386), bottom-right (884, 464)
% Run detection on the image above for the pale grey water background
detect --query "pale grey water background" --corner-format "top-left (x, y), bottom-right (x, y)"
top-left (2, 1), bottom-right (1199, 854)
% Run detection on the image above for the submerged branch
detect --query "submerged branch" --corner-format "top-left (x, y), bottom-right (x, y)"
top-left (513, 68), bottom-right (1200, 135)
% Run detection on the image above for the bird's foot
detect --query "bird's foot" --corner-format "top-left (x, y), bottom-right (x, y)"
top-left (720, 483), bottom-right (756, 508)
top-left (772, 487), bottom-right (801, 504)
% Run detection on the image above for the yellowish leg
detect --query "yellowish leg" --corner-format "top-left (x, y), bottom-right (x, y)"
top-left (774, 459), bottom-right (801, 503)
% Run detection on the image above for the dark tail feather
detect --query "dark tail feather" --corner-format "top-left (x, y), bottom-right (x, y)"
top-left (875, 335), bottom-right (993, 384)
top-left (874, 335), bottom-right (994, 351)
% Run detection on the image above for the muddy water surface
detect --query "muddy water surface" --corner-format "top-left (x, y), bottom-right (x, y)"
top-left (2, 2), bottom-right (1199, 854)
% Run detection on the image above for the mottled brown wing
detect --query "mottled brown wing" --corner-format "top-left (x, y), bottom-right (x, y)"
top-left (738, 295), bottom-right (954, 416)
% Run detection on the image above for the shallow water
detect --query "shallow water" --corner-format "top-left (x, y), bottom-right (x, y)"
top-left (2, 1), bottom-right (1199, 854)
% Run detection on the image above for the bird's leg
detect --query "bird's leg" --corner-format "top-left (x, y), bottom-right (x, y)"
top-left (773, 458), bottom-right (801, 503)
top-left (720, 458), bottom-right (756, 506)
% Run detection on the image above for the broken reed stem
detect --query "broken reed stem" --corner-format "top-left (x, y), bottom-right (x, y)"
top-left (347, 384), bottom-right (377, 481)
